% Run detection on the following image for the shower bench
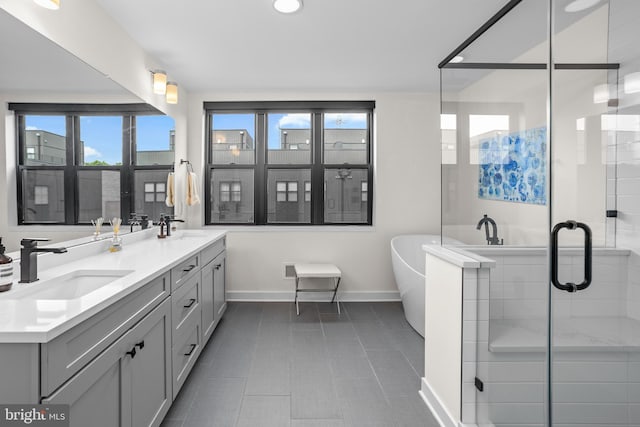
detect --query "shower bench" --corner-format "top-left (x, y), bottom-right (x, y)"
top-left (293, 263), bottom-right (341, 315)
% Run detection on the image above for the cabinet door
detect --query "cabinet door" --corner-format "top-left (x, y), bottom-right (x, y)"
top-left (201, 262), bottom-right (215, 344)
top-left (127, 298), bottom-right (172, 427)
top-left (213, 251), bottom-right (226, 322)
top-left (42, 328), bottom-right (132, 427)
top-left (42, 299), bottom-right (172, 427)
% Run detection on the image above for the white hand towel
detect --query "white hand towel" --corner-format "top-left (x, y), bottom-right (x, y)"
top-left (186, 172), bottom-right (201, 206)
top-left (165, 172), bottom-right (175, 207)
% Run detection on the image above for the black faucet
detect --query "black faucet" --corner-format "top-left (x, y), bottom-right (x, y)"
top-left (129, 213), bottom-right (141, 233)
top-left (19, 238), bottom-right (67, 283)
top-left (140, 215), bottom-right (150, 230)
top-left (160, 214), bottom-right (185, 237)
top-left (476, 214), bottom-right (503, 245)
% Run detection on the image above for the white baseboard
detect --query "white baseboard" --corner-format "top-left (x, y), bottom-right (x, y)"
top-left (226, 290), bottom-right (400, 302)
top-left (420, 377), bottom-right (464, 427)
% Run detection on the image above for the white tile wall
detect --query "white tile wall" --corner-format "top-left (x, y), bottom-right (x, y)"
top-left (461, 249), bottom-right (640, 427)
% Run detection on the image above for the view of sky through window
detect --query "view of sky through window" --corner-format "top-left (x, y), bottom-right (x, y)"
top-left (213, 113), bottom-right (367, 149)
top-left (25, 115), bottom-right (175, 165)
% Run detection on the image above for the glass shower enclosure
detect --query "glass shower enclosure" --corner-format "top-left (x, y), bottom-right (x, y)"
top-left (440, 0), bottom-right (640, 425)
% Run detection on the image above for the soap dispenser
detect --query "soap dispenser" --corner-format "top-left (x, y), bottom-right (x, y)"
top-left (0, 238), bottom-right (13, 292)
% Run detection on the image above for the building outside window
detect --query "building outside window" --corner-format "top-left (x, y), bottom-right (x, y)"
top-left (205, 101), bottom-right (374, 225)
top-left (12, 104), bottom-right (175, 225)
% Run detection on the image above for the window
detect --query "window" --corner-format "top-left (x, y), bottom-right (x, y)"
top-left (276, 181), bottom-right (298, 202)
top-left (145, 182), bottom-right (166, 202)
top-left (34, 186), bottom-right (48, 205)
top-left (205, 101), bottom-right (374, 225)
top-left (304, 181), bottom-right (311, 202)
top-left (220, 181), bottom-right (241, 202)
top-left (12, 103), bottom-right (175, 225)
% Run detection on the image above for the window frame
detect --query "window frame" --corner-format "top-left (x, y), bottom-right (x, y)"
top-left (204, 101), bottom-right (374, 226)
top-left (11, 103), bottom-right (175, 225)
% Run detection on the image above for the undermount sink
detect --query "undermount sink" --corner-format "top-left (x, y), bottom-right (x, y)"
top-left (19, 270), bottom-right (134, 300)
top-left (174, 231), bottom-right (207, 239)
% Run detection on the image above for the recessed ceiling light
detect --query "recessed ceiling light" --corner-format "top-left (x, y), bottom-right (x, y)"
top-left (565, 0), bottom-right (601, 13)
top-left (273, 0), bottom-right (302, 14)
top-left (34, 0), bottom-right (60, 10)
top-left (450, 55), bottom-right (464, 64)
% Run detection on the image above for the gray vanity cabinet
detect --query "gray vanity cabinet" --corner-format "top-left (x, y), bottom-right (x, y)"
top-left (201, 250), bottom-right (226, 344)
top-left (42, 298), bottom-right (172, 427)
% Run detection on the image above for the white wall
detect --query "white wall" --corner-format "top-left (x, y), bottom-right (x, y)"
top-left (186, 92), bottom-right (441, 297)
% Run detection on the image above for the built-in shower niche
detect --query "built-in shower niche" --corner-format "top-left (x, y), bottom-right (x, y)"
top-left (464, 246), bottom-right (640, 426)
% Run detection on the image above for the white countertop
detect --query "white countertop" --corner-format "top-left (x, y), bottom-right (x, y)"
top-left (422, 244), bottom-right (484, 268)
top-left (0, 229), bottom-right (226, 343)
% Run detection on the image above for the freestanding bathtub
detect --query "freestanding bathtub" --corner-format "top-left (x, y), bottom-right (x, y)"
top-left (391, 234), bottom-right (456, 337)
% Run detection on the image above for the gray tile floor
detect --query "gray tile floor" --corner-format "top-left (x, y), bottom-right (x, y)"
top-left (161, 302), bottom-right (438, 427)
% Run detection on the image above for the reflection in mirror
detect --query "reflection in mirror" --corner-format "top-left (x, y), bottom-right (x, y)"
top-left (1, 9), bottom-right (176, 249)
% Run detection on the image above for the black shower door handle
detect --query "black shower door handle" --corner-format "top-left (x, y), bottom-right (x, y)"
top-left (551, 220), bottom-right (592, 292)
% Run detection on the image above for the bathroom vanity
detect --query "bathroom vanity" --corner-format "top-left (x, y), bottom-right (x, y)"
top-left (0, 229), bottom-right (226, 427)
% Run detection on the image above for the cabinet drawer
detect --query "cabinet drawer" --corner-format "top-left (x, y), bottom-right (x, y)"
top-left (171, 272), bottom-right (200, 338)
top-left (40, 272), bottom-right (170, 396)
top-left (200, 237), bottom-right (225, 267)
top-left (171, 253), bottom-right (200, 292)
top-left (172, 314), bottom-right (201, 399)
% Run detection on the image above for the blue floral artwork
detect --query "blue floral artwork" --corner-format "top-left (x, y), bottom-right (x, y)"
top-left (478, 126), bottom-right (547, 205)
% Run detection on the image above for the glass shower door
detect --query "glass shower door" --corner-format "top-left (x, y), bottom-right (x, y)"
top-left (549, 0), bottom-right (640, 425)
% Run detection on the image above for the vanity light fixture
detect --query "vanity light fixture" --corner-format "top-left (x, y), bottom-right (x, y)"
top-left (166, 82), bottom-right (178, 104)
top-left (34, 0), bottom-right (60, 10)
top-left (450, 55), bottom-right (464, 64)
top-left (273, 0), bottom-right (302, 14)
top-left (565, 0), bottom-right (600, 13)
top-left (152, 70), bottom-right (167, 95)
top-left (624, 72), bottom-right (640, 94)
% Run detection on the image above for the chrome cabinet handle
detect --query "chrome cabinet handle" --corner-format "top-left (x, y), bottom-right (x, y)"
top-left (183, 298), bottom-right (196, 308)
top-left (135, 341), bottom-right (145, 350)
top-left (551, 220), bottom-right (592, 292)
top-left (126, 347), bottom-right (136, 359)
top-left (182, 264), bottom-right (196, 272)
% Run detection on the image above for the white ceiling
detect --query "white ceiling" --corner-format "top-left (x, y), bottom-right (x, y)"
top-left (94, 0), bottom-right (506, 93)
top-left (0, 9), bottom-right (131, 95)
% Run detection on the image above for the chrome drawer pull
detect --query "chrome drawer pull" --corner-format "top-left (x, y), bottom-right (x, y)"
top-left (183, 298), bottom-right (196, 308)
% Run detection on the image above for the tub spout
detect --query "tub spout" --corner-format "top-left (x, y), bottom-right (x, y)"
top-left (476, 214), bottom-right (503, 245)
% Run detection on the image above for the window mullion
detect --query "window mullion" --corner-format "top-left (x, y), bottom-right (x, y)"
top-left (122, 116), bottom-right (134, 222)
top-left (255, 112), bottom-right (266, 225)
top-left (311, 112), bottom-right (323, 225)
top-left (65, 116), bottom-right (77, 224)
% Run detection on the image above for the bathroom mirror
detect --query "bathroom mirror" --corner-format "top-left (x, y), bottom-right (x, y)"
top-left (0, 9), bottom-right (137, 97)
top-left (1, 9), bottom-right (174, 250)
